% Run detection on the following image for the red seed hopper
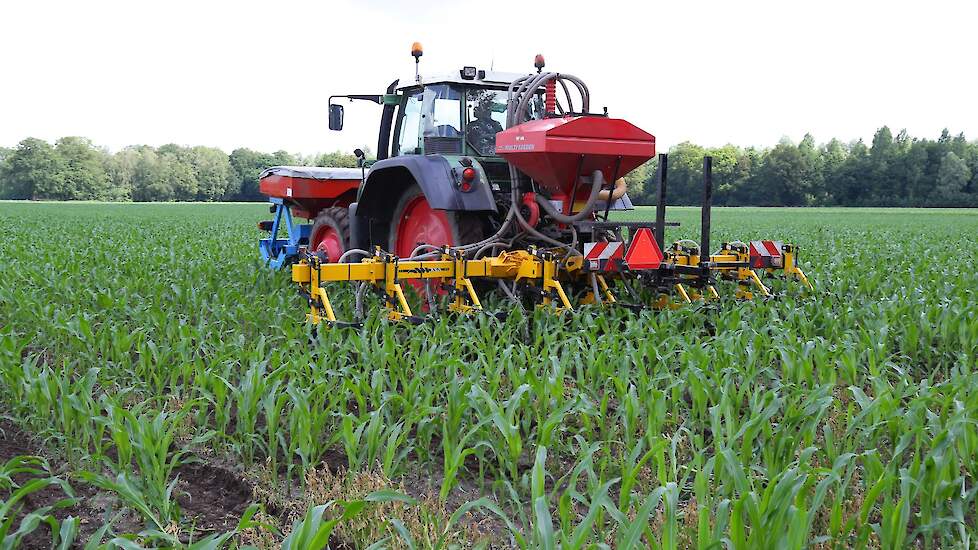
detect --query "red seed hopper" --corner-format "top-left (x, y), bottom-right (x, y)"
top-left (495, 116), bottom-right (656, 193)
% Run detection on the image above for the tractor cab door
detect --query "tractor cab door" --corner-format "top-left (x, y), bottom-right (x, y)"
top-left (394, 84), bottom-right (463, 157)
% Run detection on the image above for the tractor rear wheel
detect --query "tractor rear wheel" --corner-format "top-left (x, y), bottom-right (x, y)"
top-left (388, 185), bottom-right (483, 257)
top-left (309, 207), bottom-right (350, 263)
top-left (388, 185), bottom-right (484, 305)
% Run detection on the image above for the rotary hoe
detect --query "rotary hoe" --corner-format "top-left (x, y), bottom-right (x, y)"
top-left (258, 46), bottom-right (813, 327)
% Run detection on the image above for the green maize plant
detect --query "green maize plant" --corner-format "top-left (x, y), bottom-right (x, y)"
top-left (0, 456), bottom-right (78, 550)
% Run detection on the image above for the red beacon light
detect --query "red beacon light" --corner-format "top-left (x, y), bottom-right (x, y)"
top-left (534, 54), bottom-right (545, 72)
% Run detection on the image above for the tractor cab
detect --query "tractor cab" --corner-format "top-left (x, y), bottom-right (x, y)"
top-left (390, 70), bottom-right (541, 159)
top-left (381, 70), bottom-right (541, 195)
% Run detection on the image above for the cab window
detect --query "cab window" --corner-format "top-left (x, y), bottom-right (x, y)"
top-left (396, 92), bottom-right (423, 155)
top-left (465, 89), bottom-right (509, 156)
top-left (419, 84), bottom-right (463, 154)
top-left (421, 84), bottom-right (462, 138)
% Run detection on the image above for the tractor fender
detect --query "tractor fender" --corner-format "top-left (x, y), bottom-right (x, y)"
top-left (356, 155), bottom-right (497, 220)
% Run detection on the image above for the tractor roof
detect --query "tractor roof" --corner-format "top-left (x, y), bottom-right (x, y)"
top-left (399, 69), bottom-right (532, 90)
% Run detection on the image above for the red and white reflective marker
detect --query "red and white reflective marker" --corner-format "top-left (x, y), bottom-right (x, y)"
top-left (583, 241), bottom-right (624, 271)
top-left (623, 228), bottom-right (662, 270)
top-left (749, 240), bottom-right (784, 268)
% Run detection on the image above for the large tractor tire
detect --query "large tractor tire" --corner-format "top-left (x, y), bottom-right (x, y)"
top-left (388, 185), bottom-right (484, 305)
top-left (309, 207), bottom-right (350, 263)
top-left (388, 184), bottom-right (483, 257)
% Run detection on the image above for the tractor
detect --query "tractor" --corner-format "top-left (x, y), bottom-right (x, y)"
top-left (258, 45), bottom-right (811, 325)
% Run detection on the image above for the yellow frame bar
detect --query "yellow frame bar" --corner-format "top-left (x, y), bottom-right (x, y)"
top-left (292, 241), bottom-right (813, 325)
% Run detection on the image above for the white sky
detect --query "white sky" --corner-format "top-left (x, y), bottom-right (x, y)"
top-left (1, 0), bottom-right (975, 156)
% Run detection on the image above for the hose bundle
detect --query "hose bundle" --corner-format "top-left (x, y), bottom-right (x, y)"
top-left (505, 72), bottom-right (599, 252)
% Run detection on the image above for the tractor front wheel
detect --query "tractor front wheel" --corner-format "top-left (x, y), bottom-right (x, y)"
top-left (309, 207), bottom-right (350, 263)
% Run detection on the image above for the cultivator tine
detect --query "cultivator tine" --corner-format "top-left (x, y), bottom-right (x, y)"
top-left (747, 269), bottom-right (771, 297)
top-left (781, 244), bottom-right (814, 291)
top-left (674, 284), bottom-right (693, 304)
top-left (582, 273), bottom-right (618, 306)
top-left (447, 248), bottom-right (484, 315)
top-left (301, 255), bottom-right (361, 328)
top-left (423, 279), bottom-right (438, 315)
top-left (597, 275), bottom-right (616, 303)
top-left (582, 273), bottom-right (602, 305)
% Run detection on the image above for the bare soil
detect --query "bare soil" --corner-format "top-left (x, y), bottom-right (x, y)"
top-left (1, 418), bottom-right (257, 547)
top-left (175, 461), bottom-right (253, 535)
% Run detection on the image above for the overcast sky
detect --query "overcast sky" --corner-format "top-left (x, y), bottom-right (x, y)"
top-left (1, 0), bottom-right (975, 156)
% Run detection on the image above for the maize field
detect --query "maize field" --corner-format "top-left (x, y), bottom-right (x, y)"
top-left (1, 201), bottom-right (977, 549)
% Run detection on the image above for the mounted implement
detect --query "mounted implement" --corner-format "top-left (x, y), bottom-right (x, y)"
top-left (258, 46), bottom-right (812, 326)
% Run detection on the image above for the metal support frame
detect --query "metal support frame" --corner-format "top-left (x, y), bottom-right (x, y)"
top-left (294, 249), bottom-right (575, 325)
top-left (700, 156), bottom-right (713, 285)
top-left (654, 153), bottom-right (668, 252)
top-left (258, 198), bottom-right (312, 269)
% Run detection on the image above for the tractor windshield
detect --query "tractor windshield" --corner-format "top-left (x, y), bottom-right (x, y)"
top-left (395, 84), bottom-right (543, 157)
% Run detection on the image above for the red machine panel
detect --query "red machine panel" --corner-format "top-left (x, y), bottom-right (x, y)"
top-left (259, 166), bottom-right (362, 219)
top-left (495, 116), bottom-right (655, 193)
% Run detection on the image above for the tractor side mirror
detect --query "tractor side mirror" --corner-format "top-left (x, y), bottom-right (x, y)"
top-left (328, 104), bottom-right (344, 131)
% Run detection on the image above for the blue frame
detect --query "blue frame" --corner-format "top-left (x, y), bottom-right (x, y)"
top-left (258, 198), bottom-right (312, 269)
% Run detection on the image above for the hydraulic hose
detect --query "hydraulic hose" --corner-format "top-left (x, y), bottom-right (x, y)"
top-left (505, 72), bottom-right (599, 244)
top-left (511, 182), bottom-right (581, 256)
top-left (590, 273), bottom-right (603, 305)
top-left (534, 169), bottom-right (605, 224)
top-left (338, 248), bottom-right (372, 263)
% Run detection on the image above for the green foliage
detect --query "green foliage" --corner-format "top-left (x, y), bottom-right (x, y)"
top-left (55, 137), bottom-right (115, 200)
top-left (626, 127), bottom-right (978, 207)
top-left (0, 139), bottom-right (359, 202)
top-left (1, 137), bottom-right (67, 199)
top-left (229, 148), bottom-right (299, 201)
top-left (0, 456), bottom-right (78, 550)
top-left (937, 151), bottom-right (971, 198)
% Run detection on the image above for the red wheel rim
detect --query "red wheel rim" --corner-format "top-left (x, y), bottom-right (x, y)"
top-left (395, 195), bottom-right (455, 301)
top-left (395, 196), bottom-right (454, 257)
top-left (312, 226), bottom-right (343, 263)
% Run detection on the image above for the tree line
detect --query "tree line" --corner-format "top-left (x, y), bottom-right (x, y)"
top-left (1, 127), bottom-right (976, 206)
top-left (0, 138), bottom-right (360, 202)
top-left (624, 127), bottom-right (978, 207)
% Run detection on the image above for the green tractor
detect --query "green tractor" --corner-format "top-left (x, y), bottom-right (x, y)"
top-left (259, 46), bottom-right (640, 269)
